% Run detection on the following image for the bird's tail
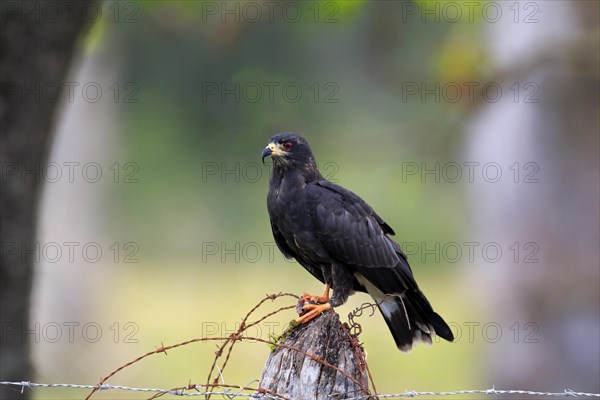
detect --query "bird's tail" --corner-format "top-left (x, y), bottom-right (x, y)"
top-left (377, 290), bottom-right (454, 352)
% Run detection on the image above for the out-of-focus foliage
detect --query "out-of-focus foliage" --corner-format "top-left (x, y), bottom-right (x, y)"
top-left (105, 1), bottom-right (486, 263)
top-left (31, 0), bottom-right (599, 398)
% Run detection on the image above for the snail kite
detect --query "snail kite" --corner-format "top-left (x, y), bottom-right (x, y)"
top-left (262, 133), bottom-right (454, 351)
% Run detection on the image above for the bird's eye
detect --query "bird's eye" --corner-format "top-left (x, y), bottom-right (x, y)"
top-left (282, 141), bottom-right (293, 151)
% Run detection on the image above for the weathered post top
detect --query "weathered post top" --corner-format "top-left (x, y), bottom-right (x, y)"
top-left (258, 310), bottom-right (372, 399)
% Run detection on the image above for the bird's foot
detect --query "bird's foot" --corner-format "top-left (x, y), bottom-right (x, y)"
top-left (299, 284), bottom-right (331, 305)
top-left (300, 291), bottom-right (329, 305)
top-left (295, 284), bottom-right (331, 323)
top-left (295, 302), bottom-right (332, 324)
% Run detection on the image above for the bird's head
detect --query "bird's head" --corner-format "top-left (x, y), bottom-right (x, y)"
top-left (261, 133), bottom-right (317, 171)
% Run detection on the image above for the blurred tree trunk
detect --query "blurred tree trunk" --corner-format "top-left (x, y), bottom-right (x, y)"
top-left (0, 2), bottom-right (96, 398)
top-left (466, 1), bottom-right (599, 393)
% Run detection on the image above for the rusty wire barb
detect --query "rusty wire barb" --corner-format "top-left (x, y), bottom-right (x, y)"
top-left (347, 301), bottom-right (382, 336)
top-left (341, 318), bottom-right (375, 396)
top-left (204, 292), bottom-right (299, 400)
top-left (82, 291), bottom-right (375, 400)
top-left (343, 300), bottom-right (386, 398)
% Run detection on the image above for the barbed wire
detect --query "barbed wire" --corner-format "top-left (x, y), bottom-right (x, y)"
top-left (5, 294), bottom-right (599, 400)
top-left (1, 381), bottom-right (599, 399)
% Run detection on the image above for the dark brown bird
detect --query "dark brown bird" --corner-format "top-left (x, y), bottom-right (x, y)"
top-left (262, 133), bottom-right (454, 351)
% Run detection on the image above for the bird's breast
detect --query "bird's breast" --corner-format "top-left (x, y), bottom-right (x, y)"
top-left (267, 171), bottom-right (328, 260)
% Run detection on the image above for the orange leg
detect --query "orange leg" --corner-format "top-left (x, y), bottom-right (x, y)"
top-left (300, 284), bottom-right (331, 304)
top-left (296, 284), bottom-right (331, 324)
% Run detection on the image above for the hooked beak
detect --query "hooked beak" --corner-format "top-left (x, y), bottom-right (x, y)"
top-left (261, 147), bottom-right (272, 164)
top-left (261, 142), bottom-right (285, 164)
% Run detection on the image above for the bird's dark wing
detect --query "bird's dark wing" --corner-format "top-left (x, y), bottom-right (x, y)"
top-left (307, 179), bottom-right (406, 272)
top-left (270, 221), bottom-right (294, 260)
top-left (307, 179), bottom-right (454, 350)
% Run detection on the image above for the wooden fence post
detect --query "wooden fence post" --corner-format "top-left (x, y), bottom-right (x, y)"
top-left (258, 310), bottom-right (372, 399)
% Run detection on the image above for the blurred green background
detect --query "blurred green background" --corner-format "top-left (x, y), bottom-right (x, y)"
top-left (30, 0), bottom-right (598, 398)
